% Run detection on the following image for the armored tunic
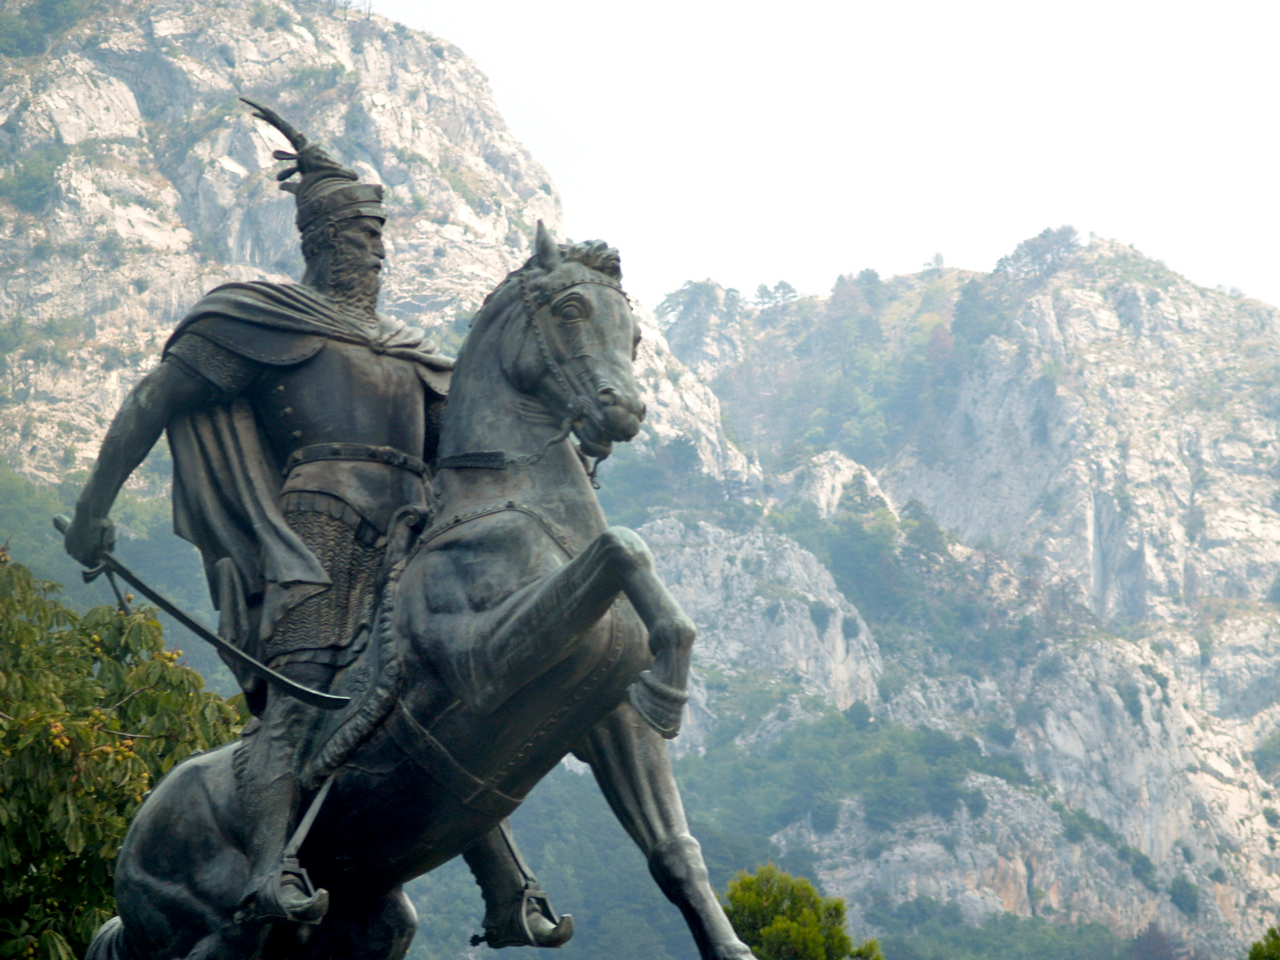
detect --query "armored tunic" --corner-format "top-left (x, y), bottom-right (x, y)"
top-left (161, 281), bottom-right (451, 699)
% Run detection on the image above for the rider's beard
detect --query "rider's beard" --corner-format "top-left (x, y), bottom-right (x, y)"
top-left (323, 253), bottom-right (382, 319)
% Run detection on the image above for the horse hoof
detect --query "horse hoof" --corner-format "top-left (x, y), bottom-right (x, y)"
top-left (628, 672), bottom-right (688, 739)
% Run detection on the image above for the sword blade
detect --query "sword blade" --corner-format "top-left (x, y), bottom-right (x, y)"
top-left (54, 516), bottom-right (350, 711)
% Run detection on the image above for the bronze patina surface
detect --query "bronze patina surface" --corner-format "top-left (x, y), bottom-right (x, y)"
top-left (69, 101), bottom-right (754, 960)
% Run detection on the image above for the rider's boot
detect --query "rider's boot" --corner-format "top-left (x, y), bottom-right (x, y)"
top-left (465, 821), bottom-right (573, 949)
top-left (239, 854), bottom-right (329, 924)
top-left (234, 731), bottom-right (329, 925)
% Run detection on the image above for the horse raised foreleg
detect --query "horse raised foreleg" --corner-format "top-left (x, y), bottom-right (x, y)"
top-left (451, 527), bottom-right (693, 735)
top-left (604, 527), bottom-right (697, 738)
top-left (575, 703), bottom-right (755, 960)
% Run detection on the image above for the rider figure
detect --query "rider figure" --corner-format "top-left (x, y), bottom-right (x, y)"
top-left (64, 100), bottom-right (571, 946)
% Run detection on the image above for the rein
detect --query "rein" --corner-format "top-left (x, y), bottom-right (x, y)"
top-left (436, 273), bottom-right (628, 488)
top-left (412, 498), bottom-right (580, 561)
top-left (436, 417), bottom-right (573, 472)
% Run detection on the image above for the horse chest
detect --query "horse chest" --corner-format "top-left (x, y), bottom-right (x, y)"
top-left (312, 599), bottom-right (648, 884)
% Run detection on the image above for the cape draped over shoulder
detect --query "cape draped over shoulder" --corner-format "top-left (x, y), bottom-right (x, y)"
top-left (161, 281), bottom-right (453, 687)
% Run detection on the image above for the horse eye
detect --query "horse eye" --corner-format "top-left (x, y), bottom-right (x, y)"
top-left (559, 303), bottom-right (583, 321)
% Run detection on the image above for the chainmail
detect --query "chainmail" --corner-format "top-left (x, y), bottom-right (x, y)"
top-left (264, 491), bottom-right (382, 663)
top-left (166, 332), bottom-right (259, 395)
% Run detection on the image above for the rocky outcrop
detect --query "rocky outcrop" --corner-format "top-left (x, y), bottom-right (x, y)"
top-left (640, 516), bottom-right (880, 728)
top-left (879, 240), bottom-right (1280, 626)
top-left (771, 450), bottom-right (884, 518)
top-left (626, 309), bottom-right (762, 495)
top-left (0, 0), bottom-right (559, 482)
top-left (658, 280), bottom-right (747, 384)
top-left (652, 239), bottom-right (1280, 954)
top-left (867, 626), bottom-right (1280, 955)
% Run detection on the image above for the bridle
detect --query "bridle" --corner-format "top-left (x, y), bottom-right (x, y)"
top-left (436, 269), bottom-right (634, 487)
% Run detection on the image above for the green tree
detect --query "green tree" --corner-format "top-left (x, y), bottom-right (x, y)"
top-left (1250, 927), bottom-right (1280, 960)
top-left (994, 225), bottom-right (1080, 282)
top-left (0, 554), bottom-right (243, 960)
top-left (723, 863), bottom-right (882, 960)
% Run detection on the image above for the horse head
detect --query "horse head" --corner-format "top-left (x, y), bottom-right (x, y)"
top-left (482, 221), bottom-right (646, 461)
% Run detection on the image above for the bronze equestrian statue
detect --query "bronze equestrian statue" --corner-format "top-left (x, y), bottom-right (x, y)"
top-left (66, 102), bottom-right (572, 948)
top-left (70, 102), bottom-right (757, 960)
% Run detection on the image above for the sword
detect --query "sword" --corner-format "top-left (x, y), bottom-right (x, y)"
top-left (54, 516), bottom-right (350, 711)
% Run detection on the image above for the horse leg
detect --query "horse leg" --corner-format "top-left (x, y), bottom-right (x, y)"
top-left (575, 703), bottom-right (754, 960)
top-left (109, 746), bottom-right (268, 960)
top-left (297, 887), bottom-right (416, 960)
top-left (457, 527), bottom-right (695, 736)
top-left (603, 527), bottom-right (698, 738)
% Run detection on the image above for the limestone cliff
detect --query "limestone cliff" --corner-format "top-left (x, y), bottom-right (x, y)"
top-left (0, 0), bottom-right (558, 482)
top-left (640, 514), bottom-right (881, 746)
top-left (660, 242), bottom-right (1280, 955)
top-left (879, 240), bottom-right (1280, 626)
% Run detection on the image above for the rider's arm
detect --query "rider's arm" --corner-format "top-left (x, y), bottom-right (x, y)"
top-left (65, 353), bottom-right (226, 565)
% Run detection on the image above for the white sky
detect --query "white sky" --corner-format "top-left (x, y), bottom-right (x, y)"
top-left (370, 0), bottom-right (1280, 311)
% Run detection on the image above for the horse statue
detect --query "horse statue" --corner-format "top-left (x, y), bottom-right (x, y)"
top-left (87, 224), bottom-right (756, 960)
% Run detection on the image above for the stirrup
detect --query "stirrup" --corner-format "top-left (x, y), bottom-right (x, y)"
top-left (628, 671), bottom-right (689, 739)
top-left (235, 856), bottom-right (329, 925)
top-left (471, 882), bottom-right (574, 949)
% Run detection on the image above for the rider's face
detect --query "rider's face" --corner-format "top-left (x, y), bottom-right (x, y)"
top-left (332, 216), bottom-right (386, 275)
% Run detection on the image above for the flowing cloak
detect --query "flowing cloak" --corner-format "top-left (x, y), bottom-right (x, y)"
top-left (161, 281), bottom-right (452, 691)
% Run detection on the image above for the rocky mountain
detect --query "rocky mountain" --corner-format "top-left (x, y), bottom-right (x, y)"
top-left (0, 0), bottom-right (557, 483)
top-left (7, 4), bottom-right (1280, 958)
top-left (659, 240), bottom-right (1280, 956)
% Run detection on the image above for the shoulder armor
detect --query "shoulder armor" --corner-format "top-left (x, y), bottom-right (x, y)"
top-left (181, 317), bottom-right (327, 366)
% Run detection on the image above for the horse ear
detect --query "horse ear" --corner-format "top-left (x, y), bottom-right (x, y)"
top-left (535, 220), bottom-right (561, 270)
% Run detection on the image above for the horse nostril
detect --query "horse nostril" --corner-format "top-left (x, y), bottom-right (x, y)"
top-left (598, 387), bottom-right (619, 406)
top-left (638, 402), bottom-right (646, 422)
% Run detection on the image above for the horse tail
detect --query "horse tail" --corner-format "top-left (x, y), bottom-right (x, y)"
top-left (85, 917), bottom-right (136, 960)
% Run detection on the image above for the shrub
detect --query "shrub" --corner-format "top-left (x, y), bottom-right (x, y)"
top-left (994, 226), bottom-right (1080, 282)
top-left (1250, 927), bottom-right (1280, 960)
top-left (810, 798), bottom-right (840, 835)
top-left (0, 142), bottom-right (69, 213)
top-left (1168, 875), bottom-right (1198, 916)
top-left (0, 0), bottom-right (89, 56)
top-left (843, 701), bottom-right (872, 731)
top-left (0, 557), bottom-right (243, 960)
top-left (723, 864), bottom-right (881, 960)
top-left (1118, 847), bottom-right (1159, 892)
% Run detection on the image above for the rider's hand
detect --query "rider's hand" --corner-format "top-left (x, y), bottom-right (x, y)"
top-left (65, 509), bottom-right (115, 567)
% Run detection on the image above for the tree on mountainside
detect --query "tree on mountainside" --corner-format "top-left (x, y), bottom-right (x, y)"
top-left (0, 0), bottom-right (90, 57)
top-left (723, 864), bottom-right (883, 960)
top-left (0, 552), bottom-right (242, 960)
top-left (1129, 922), bottom-right (1175, 960)
top-left (995, 225), bottom-right (1080, 282)
top-left (1250, 927), bottom-right (1280, 960)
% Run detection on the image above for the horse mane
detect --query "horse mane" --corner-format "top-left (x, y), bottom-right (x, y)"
top-left (550, 239), bottom-right (622, 281)
top-left (472, 240), bottom-right (623, 327)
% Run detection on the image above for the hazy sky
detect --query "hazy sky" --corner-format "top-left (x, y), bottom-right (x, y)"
top-left (370, 0), bottom-right (1279, 311)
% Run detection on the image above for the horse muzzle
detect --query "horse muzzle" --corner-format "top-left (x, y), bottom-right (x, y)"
top-left (574, 387), bottom-right (645, 457)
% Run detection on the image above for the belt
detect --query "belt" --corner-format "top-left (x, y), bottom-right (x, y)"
top-left (283, 443), bottom-right (429, 478)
